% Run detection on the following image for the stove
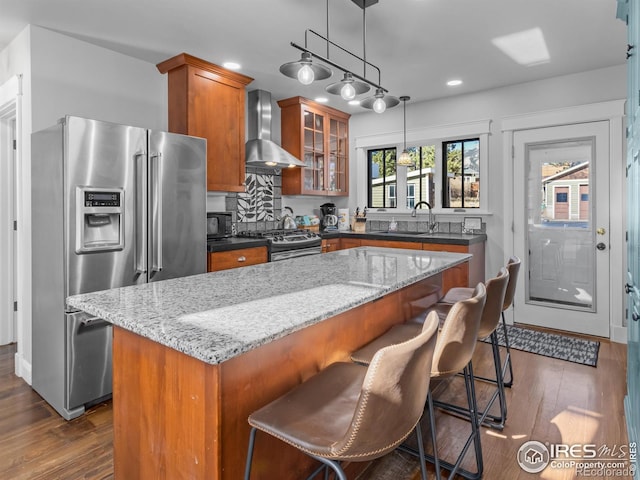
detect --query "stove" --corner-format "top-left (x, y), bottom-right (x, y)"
top-left (236, 229), bottom-right (322, 262)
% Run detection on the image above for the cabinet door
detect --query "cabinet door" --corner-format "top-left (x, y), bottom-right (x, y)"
top-left (422, 243), bottom-right (470, 292)
top-left (321, 239), bottom-right (340, 253)
top-left (190, 69), bottom-right (247, 192)
top-left (328, 117), bottom-right (348, 194)
top-left (303, 109), bottom-right (325, 193)
top-left (340, 238), bottom-right (362, 250)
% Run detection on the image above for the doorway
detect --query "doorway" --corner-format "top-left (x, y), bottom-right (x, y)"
top-left (0, 89), bottom-right (18, 347)
top-left (512, 121), bottom-right (610, 337)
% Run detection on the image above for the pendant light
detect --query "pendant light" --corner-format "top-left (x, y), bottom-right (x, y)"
top-left (360, 88), bottom-right (400, 114)
top-left (397, 96), bottom-right (413, 166)
top-left (279, 52), bottom-right (332, 85)
top-left (326, 72), bottom-right (370, 100)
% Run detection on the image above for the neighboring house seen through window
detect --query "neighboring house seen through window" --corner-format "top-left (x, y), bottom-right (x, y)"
top-left (368, 148), bottom-right (397, 208)
top-left (362, 120), bottom-right (489, 213)
top-left (442, 138), bottom-right (480, 209)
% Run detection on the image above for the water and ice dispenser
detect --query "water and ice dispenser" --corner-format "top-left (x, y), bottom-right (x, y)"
top-left (75, 187), bottom-right (124, 253)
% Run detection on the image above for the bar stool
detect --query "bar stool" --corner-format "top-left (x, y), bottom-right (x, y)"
top-left (244, 313), bottom-right (440, 480)
top-left (424, 268), bottom-right (510, 430)
top-left (351, 283), bottom-right (487, 480)
top-left (439, 256), bottom-right (521, 388)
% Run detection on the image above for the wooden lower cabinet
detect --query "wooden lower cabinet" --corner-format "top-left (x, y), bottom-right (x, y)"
top-left (340, 238), bottom-right (362, 250)
top-left (321, 238), bottom-right (340, 253)
top-left (359, 239), bottom-right (423, 250)
top-left (422, 242), bottom-right (485, 293)
top-left (207, 246), bottom-right (268, 272)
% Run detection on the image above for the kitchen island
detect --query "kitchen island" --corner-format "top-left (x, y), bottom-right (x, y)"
top-left (67, 247), bottom-right (471, 479)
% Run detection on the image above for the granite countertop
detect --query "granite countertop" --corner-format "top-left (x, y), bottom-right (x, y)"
top-left (207, 236), bottom-right (269, 252)
top-left (67, 247), bottom-right (471, 365)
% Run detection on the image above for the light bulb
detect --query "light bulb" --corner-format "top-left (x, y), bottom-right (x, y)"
top-left (373, 97), bottom-right (386, 114)
top-left (340, 82), bottom-right (356, 100)
top-left (297, 64), bottom-right (314, 85)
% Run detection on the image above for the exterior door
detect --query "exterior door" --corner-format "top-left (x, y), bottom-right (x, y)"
top-left (513, 121), bottom-right (610, 337)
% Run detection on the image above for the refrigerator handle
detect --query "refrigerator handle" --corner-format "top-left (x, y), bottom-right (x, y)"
top-left (135, 151), bottom-right (148, 276)
top-left (150, 152), bottom-right (163, 274)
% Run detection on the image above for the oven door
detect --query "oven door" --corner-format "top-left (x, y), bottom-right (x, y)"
top-left (270, 245), bottom-right (322, 262)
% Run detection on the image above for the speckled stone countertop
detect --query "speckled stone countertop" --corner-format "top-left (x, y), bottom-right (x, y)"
top-left (67, 247), bottom-right (471, 365)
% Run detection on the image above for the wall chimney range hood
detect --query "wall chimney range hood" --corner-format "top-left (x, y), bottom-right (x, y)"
top-left (245, 89), bottom-right (306, 168)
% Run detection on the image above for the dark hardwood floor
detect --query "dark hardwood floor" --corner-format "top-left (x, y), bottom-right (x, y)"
top-left (0, 329), bottom-right (629, 480)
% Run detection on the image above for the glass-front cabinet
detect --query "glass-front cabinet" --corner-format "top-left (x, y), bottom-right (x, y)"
top-left (278, 96), bottom-right (350, 196)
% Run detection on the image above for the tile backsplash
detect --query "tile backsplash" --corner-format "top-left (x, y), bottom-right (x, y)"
top-left (225, 167), bottom-right (282, 232)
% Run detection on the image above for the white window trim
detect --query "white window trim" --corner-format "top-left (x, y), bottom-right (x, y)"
top-left (355, 119), bottom-right (492, 216)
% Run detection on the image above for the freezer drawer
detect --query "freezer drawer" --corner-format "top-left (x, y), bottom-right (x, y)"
top-left (66, 311), bottom-right (113, 409)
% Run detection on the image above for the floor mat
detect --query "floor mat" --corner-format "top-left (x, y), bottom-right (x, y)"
top-left (483, 324), bottom-right (600, 367)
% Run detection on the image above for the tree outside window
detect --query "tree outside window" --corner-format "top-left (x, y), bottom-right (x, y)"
top-left (405, 145), bottom-right (435, 209)
top-left (368, 148), bottom-right (397, 208)
top-left (442, 139), bottom-right (480, 208)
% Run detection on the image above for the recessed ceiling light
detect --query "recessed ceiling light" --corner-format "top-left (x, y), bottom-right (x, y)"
top-left (222, 61), bottom-right (241, 70)
top-left (348, 100), bottom-right (361, 106)
top-left (315, 96), bottom-right (329, 103)
top-left (447, 79), bottom-right (463, 87)
top-left (492, 27), bottom-right (550, 66)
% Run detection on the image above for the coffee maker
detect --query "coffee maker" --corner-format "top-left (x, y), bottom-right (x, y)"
top-left (320, 202), bottom-right (338, 231)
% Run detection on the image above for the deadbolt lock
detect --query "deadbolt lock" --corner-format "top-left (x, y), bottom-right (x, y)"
top-left (596, 227), bottom-right (606, 235)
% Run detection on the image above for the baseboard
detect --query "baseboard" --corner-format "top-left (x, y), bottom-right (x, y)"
top-left (610, 325), bottom-right (627, 344)
top-left (14, 351), bottom-right (32, 385)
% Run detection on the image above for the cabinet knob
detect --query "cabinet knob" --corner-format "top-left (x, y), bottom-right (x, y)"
top-left (237, 256), bottom-right (246, 262)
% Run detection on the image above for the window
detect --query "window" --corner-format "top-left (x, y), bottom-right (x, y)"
top-left (368, 148), bottom-right (396, 208)
top-left (359, 119), bottom-right (490, 213)
top-left (442, 138), bottom-right (480, 208)
top-left (556, 192), bottom-right (568, 202)
top-left (405, 145), bottom-right (436, 209)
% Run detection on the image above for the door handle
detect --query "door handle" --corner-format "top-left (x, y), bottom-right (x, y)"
top-left (150, 152), bottom-right (163, 274)
top-left (596, 242), bottom-right (607, 251)
top-left (626, 283), bottom-right (633, 294)
top-left (135, 152), bottom-right (147, 276)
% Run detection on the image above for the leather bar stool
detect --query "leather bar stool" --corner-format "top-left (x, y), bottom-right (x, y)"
top-left (351, 283), bottom-right (487, 480)
top-left (439, 256), bottom-right (521, 388)
top-left (244, 313), bottom-right (440, 480)
top-left (422, 268), bottom-right (510, 430)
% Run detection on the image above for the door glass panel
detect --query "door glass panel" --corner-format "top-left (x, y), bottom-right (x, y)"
top-left (526, 138), bottom-right (595, 310)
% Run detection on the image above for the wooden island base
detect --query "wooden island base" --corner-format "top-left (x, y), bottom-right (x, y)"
top-left (112, 273), bottom-right (443, 479)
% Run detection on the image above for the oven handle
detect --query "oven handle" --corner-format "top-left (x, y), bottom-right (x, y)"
top-left (270, 247), bottom-right (322, 262)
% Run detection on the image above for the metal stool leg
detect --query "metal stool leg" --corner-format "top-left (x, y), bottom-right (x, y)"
top-left (426, 363), bottom-right (484, 480)
top-left (501, 312), bottom-right (514, 388)
top-left (245, 427), bottom-right (258, 480)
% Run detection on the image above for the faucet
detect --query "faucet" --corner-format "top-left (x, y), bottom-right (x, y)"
top-left (411, 201), bottom-right (437, 233)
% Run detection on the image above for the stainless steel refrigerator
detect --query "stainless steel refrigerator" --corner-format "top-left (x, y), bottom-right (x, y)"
top-left (31, 115), bottom-right (206, 420)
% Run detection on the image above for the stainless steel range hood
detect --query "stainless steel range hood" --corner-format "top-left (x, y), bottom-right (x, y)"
top-left (246, 89), bottom-right (306, 168)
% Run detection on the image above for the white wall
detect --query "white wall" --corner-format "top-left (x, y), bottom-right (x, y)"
top-left (349, 64), bottom-right (627, 278)
top-left (1, 25), bottom-right (168, 382)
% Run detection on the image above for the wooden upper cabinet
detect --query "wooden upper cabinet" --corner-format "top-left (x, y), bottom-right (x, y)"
top-left (157, 53), bottom-right (253, 192)
top-left (277, 96), bottom-right (350, 196)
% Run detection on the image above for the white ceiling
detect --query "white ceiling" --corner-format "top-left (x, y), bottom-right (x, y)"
top-left (0, 0), bottom-right (628, 115)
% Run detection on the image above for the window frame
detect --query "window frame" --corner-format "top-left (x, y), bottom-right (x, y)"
top-left (367, 147), bottom-right (397, 209)
top-left (356, 119), bottom-right (491, 214)
top-left (442, 137), bottom-right (481, 209)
